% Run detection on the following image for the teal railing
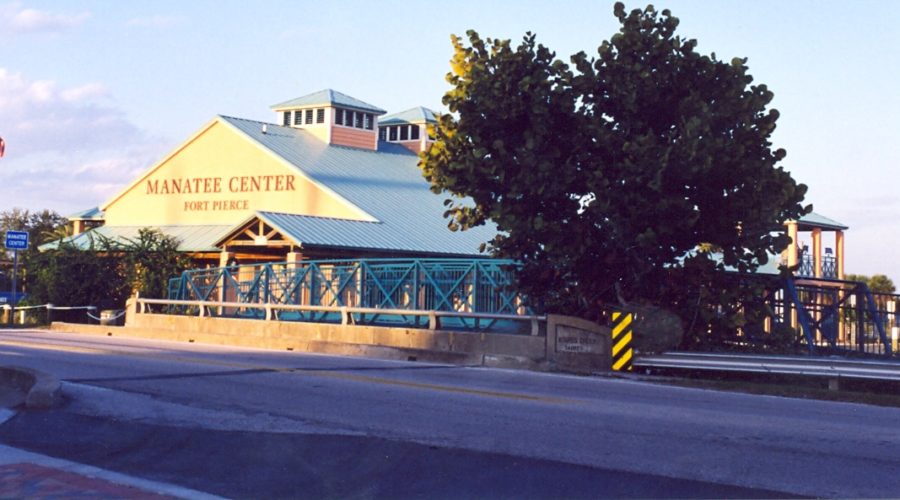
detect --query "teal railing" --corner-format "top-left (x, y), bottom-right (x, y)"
top-left (165, 258), bottom-right (530, 333)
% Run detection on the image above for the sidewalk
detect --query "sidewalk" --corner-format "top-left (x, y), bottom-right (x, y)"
top-left (0, 377), bottom-right (221, 499)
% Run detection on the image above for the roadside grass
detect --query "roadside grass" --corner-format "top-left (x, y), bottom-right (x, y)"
top-left (639, 369), bottom-right (900, 408)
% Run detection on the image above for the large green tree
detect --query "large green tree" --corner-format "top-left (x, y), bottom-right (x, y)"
top-left (421, 3), bottom-right (808, 324)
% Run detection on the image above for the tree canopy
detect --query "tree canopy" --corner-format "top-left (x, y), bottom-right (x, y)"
top-left (845, 274), bottom-right (896, 294)
top-left (421, 3), bottom-right (808, 322)
top-left (0, 208), bottom-right (67, 249)
top-left (0, 208), bottom-right (67, 292)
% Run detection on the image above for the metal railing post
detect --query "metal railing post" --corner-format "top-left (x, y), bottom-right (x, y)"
top-left (428, 312), bottom-right (439, 330)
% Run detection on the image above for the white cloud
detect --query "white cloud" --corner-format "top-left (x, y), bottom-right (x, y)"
top-left (0, 68), bottom-right (167, 214)
top-left (0, 3), bottom-right (89, 35)
top-left (0, 68), bottom-right (138, 154)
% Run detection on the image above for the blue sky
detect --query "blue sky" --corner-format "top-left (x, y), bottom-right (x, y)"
top-left (1, 1), bottom-right (899, 281)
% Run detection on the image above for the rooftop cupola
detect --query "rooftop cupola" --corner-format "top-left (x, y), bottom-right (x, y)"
top-left (270, 89), bottom-right (386, 150)
top-left (378, 106), bottom-right (438, 153)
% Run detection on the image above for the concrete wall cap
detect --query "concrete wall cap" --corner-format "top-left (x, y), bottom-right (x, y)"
top-left (0, 366), bottom-right (63, 410)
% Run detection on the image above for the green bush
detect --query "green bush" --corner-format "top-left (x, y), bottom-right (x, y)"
top-left (24, 228), bottom-right (190, 308)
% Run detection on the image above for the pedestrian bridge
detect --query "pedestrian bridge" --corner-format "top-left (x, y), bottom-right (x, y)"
top-left (165, 258), bottom-right (534, 334)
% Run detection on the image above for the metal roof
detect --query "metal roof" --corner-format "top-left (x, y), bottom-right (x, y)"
top-left (219, 115), bottom-right (497, 256)
top-left (40, 225), bottom-right (232, 252)
top-left (251, 211), bottom-right (476, 255)
top-left (379, 106), bottom-right (438, 126)
top-left (270, 89), bottom-right (386, 114)
top-left (797, 212), bottom-right (848, 231)
top-left (67, 206), bottom-right (104, 220)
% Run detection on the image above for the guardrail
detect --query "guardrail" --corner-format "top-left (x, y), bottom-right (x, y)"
top-left (635, 352), bottom-right (900, 384)
top-left (136, 298), bottom-right (547, 336)
top-left (2, 304), bottom-right (98, 325)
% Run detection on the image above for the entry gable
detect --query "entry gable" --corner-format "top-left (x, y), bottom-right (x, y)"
top-left (101, 117), bottom-right (375, 227)
top-left (217, 214), bottom-right (298, 250)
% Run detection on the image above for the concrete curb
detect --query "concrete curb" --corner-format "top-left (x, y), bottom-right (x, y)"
top-left (0, 366), bottom-right (63, 410)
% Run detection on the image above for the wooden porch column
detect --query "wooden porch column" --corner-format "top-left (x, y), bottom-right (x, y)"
top-left (812, 228), bottom-right (823, 278)
top-left (219, 250), bottom-right (235, 268)
top-left (217, 249), bottom-right (236, 313)
top-left (286, 251), bottom-right (302, 269)
top-left (786, 221), bottom-right (799, 268)
top-left (835, 230), bottom-right (845, 280)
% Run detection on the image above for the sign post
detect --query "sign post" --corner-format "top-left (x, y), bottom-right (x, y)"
top-left (5, 231), bottom-right (29, 324)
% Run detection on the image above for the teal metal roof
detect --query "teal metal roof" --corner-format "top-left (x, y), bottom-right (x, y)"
top-left (251, 211), bottom-right (473, 256)
top-left (40, 225), bottom-right (232, 252)
top-left (270, 89), bottom-right (386, 114)
top-left (218, 115), bottom-right (497, 257)
top-left (798, 212), bottom-right (848, 231)
top-left (379, 106), bottom-right (438, 126)
top-left (67, 206), bottom-right (104, 220)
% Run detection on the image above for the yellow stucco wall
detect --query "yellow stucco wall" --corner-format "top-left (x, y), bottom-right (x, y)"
top-left (103, 120), bottom-right (370, 226)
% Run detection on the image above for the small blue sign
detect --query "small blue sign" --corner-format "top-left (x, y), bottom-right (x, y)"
top-left (4, 230), bottom-right (28, 250)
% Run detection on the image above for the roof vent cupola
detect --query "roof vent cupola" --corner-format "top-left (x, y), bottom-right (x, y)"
top-left (377, 107), bottom-right (438, 153)
top-left (270, 89), bottom-right (386, 151)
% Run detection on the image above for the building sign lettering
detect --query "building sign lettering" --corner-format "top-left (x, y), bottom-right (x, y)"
top-left (556, 325), bottom-right (603, 354)
top-left (145, 175), bottom-right (296, 195)
top-left (145, 175), bottom-right (296, 213)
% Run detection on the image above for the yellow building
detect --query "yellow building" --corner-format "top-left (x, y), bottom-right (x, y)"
top-left (62, 90), bottom-right (494, 266)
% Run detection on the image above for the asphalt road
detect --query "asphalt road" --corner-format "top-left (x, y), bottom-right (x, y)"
top-left (1, 328), bottom-right (899, 498)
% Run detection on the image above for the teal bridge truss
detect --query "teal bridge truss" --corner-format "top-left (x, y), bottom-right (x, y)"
top-left (164, 257), bottom-right (900, 358)
top-left (166, 258), bottom-right (530, 333)
top-left (770, 277), bottom-right (896, 357)
top-left (710, 275), bottom-right (898, 358)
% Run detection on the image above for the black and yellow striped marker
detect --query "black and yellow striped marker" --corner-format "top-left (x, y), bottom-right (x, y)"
top-left (611, 312), bottom-right (633, 372)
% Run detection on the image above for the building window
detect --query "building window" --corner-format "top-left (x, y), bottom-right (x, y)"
top-left (335, 108), bottom-right (344, 126)
top-left (354, 112), bottom-right (363, 128)
top-left (316, 108), bottom-right (325, 124)
top-left (411, 125), bottom-right (420, 140)
top-left (293, 110), bottom-right (302, 126)
top-left (378, 127), bottom-right (387, 142)
top-left (389, 126), bottom-right (397, 141)
top-left (283, 112), bottom-right (290, 126)
top-left (365, 114), bottom-right (374, 130)
top-left (305, 109), bottom-right (314, 124)
top-left (400, 125), bottom-right (409, 141)
top-left (345, 111), bottom-right (354, 128)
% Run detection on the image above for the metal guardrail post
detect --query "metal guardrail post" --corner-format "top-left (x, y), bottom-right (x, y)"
top-left (428, 312), bottom-right (439, 330)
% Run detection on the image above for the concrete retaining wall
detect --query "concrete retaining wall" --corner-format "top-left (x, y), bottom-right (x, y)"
top-left (51, 307), bottom-right (612, 373)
